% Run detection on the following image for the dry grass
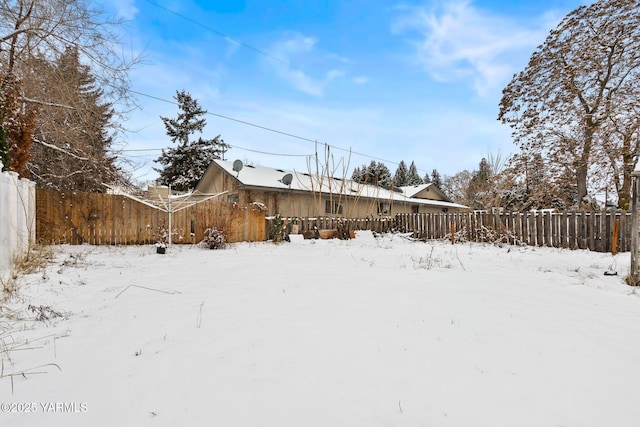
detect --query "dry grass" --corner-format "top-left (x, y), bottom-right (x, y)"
top-left (1, 245), bottom-right (60, 394)
top-left (1, 245), bottom-right (56, 301)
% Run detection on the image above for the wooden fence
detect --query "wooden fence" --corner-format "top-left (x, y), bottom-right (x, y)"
top-left (265, 216), bottom-right (394, 239)
top-left (395, 211), bottom-right (632, 253)
top-left (266, 212), bottom-right (629, 253)
top-left (36, 189), bottom-right (266, 245)
top-left (35, 188), bottom-right (632, 253)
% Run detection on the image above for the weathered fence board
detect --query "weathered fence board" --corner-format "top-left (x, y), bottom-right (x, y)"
top-left (36, 188), bottom-right (632, 253)
top-left (395, 211), bottom-right (631, 253)
top-left (36, 189), bottom-right (266, 245)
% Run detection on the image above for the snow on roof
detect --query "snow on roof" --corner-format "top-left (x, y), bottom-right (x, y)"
top-left (398, 183), bottom-right (434, 198)
top-left (215, 160), bottom-right (468, 210)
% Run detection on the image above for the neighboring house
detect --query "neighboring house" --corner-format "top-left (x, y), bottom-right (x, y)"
top-left (195, 159), bottom-right (468, 218)
top-left (398, 183), bottom-right (456, 212)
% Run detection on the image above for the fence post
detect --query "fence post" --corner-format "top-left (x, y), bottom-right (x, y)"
top-left (630, 171), bottom-right (640, 284)
top-left (612, 218), bottom-right (620, 256)
top-left (450, 220), bottom-right (455, 245)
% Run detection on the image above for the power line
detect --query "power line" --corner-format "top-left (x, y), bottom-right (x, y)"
top-left (121, 144), bottom-right (311, 158)
top-left (128, 88), bottom-right (316, 144)
top-left (129, 3), bottom-right (417, 173)
top-left (141, 0), bottom-right (288, 65)
top-left (228, 144), bottom-right (311, 157)
top-left (124, 88), bottom-right (407, 170)
top-left (129, 88), bottom-right (400, 166)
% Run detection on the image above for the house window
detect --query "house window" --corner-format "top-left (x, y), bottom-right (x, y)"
top-left (325, 200), bottom-right (343, 215)
top-left (378, 202), bottom-right (391, 215)
top-left (227, 193), bottom-right (239, 203)
top-left (411, 205), bottom-right (419, 214)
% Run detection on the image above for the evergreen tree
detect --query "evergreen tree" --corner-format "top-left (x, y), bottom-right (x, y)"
top-left (155, 90), bottom-right (229, 191)
top-left (369, 161), bottom-right (392, 189)
top-left (26, 47), bottom-right (121, 190)
top-left (431, 169), bottom-right (443, 188)
top-left (467, 158), bottom-right (493, 210)
top-left (423, 172), bottom-right (431, 184)
top-left (351, 166), bottom-right (363, 182)
top-left (406, 161), bottom-right (423, 185)
top-left (363, 161), bottom-right (379, 185)
top-left (353, 160), bottom-right (393, 189)
top-left (393, 160), bottom-right (408, 187)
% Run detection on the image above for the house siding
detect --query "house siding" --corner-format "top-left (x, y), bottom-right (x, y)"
top-left (195, 161), bottom-right (466, 217)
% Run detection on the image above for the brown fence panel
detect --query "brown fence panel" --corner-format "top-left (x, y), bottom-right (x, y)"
top-left (41, 192), bottom-right (630, 252)
top-left (36, 189), bottom-right (265, 245)
top-left (249, 210), bottom-right (633, 253)
top-left (390, 210), bottom-right (632, 253)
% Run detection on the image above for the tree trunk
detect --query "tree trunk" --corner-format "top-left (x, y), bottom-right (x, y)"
top-left (577, 124), bottom-right (595, 208)
top-left (577, 168), bottom-right (588, 206)
top-left (618, 147), bottom-right (634, 210)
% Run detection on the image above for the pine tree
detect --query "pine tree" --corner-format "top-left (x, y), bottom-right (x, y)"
top-left (26, 47), bottom-right (122, 190)
top-left (431, 169), bottom-right (443, 188)
top-left (352, 160), bottom-right (392, 189)
top-left (351, 166), bottom-right (363, 182)
top-left (155, 90), bottom-right (229, 191)
top-left (406, 161), bottom-right (423, 185)
top-left (393, 160), bottom-right (408, 187)
top-left (467, 158), bottom-right (493, 210)
top-left (364, 161), bottom-right (378, 185)
top-left (370, 161), bottom-right (392, 189)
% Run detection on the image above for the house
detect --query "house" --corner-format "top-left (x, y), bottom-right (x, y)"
top-left (195, 159), bottom-right (468, 218)
top-left (398, 183), bottom-right (457, 213)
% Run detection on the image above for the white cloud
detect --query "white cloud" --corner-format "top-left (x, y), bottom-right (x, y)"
top-left (392, 0), bottom-right (560, 98)
top-left (122, 87), bottom-right (515, 183)
top-left (352, 76), bottom-right (369, 85)
top-left (110, 0), bottom-right (139, 20)
top-left (266, 32), bottom-right (347, 96)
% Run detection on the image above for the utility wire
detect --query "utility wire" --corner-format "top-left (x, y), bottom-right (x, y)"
top-left (132, 2), bottom-right (411, 172)
top-left (141, 0), bottom-right (289, 65)
top-left (123, 88), bottom-right (406, 170)
top-left (121, 144), bottom-right (311, 158)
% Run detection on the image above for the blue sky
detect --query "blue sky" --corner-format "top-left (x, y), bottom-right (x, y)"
top-left (106, 0), bottom-right (589, 184)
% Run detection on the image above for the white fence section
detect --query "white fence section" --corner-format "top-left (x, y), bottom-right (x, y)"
top-left (0, 161), bottom-right (36, 279)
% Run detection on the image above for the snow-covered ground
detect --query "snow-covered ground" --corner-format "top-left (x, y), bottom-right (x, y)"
top-left (2, 232), bottom-right (640, 427)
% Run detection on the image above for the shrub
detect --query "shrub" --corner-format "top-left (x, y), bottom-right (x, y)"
top-left (271, 214), bottom-right (292, 243)
top-left (201, 227), bottom-right (226, 249)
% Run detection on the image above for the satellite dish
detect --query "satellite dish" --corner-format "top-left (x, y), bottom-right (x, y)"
top-left (232, 159), bottom-right (243, 176)
top-left (281, 173), bottom-right (293, 186)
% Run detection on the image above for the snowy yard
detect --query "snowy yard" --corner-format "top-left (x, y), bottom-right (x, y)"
top-left (2, 232), bottom-right (640, 427)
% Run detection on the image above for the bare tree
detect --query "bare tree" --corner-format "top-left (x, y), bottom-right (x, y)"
top-left (443, 170), bottom-right (473, 206)
top-left (1, 0), bottom-right (136, 105)
top-left (598, 80), bottom-right (640, 209)
top-left (498, 0), bottom-right (640, 208)
top-left (0, 0), bottom-right (140, 188)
